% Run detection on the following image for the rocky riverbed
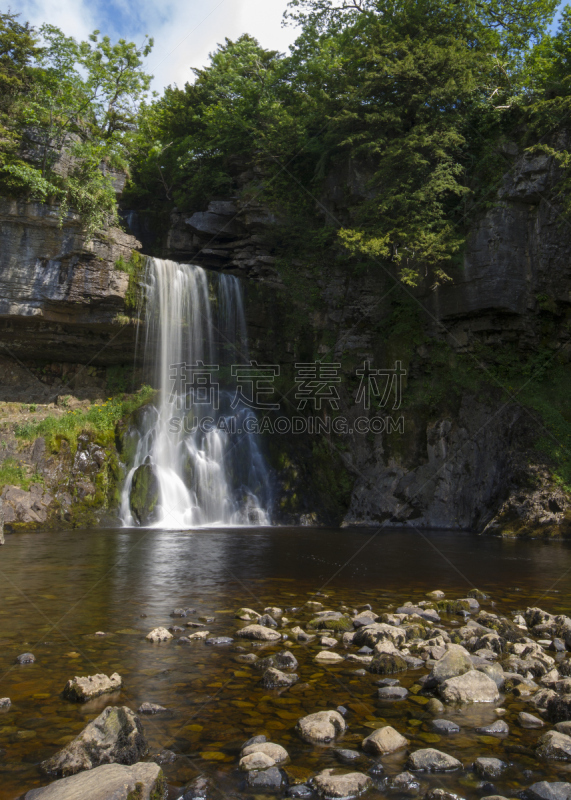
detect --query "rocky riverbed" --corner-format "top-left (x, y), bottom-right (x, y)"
top-left (2, 527), bottom-right (571, 800)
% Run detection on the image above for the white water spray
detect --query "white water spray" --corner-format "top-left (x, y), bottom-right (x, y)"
top-left (121, 258), bottom-right (272, 529)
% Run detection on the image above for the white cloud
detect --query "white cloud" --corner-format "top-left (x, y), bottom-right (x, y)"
top-left (10, 0), bottom-right (299, 91)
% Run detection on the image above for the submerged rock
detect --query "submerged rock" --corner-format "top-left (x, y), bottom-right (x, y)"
top-left (261, 667), bottom-right (299, 688)
top-left (40, 706), bottom-right (147, 777)
top-left (431, 720), bottom-right (460, 734)
top-left (145, 627), bottom-right (173, 643)
top-left (473, 758), bottom-right (507, 780)
top-left (23, 762), bottom-right (165, 800)
top-left (138, 702), bottom-right (166, 714)
top-left (63, 672), bottom-right (122, 702)
top-left (181, 775), bottom-right (209, 800)
top-left (296, 710), bottom-right (346, 744)
top-left (16, 652), bottom-right (35, 664)
top-left (475, 720), bottom-right (509, 736)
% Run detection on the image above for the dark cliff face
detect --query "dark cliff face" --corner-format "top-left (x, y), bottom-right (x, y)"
top-left (1, 148), bottom-right (570, 534)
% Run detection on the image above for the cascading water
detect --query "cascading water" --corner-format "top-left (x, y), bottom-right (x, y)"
top-left (120, 257), bottom-right (272, 529)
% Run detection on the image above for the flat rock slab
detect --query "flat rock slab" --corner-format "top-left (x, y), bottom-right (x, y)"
top-left (406, 748), bottom-right (462, 772)
top-left (311, 768), bottom-right (371, 799)
top-left (237, 624), bottom-right (281, 641)
top-left (297, 710), bottom-right (346, 744)
top-left (40, 706), bottom-right (147, 778)
top-left (362, 726), bottom-right (408, 755)
top-left (24, 762), bottom-right (165, 800)
top-left (63, 673), bottom-right (122, 702)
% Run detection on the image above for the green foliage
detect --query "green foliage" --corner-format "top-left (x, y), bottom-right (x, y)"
top-left (0, 457), bottom-right (44, 490)
top-left (14, 386), bottom-right (155, 452)
top-left (115, 250), bottom-right (146, 309)
top-left (0, 12), bottom-right (153, 236)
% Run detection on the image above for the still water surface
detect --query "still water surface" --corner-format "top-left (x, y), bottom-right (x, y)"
top-left (1, 527), bottom-right (571, 799)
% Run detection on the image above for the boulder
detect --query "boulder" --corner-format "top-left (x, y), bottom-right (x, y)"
top-left (296, 710), bottom-right (346, 744)
top-left (311, 768), bottom-right (371, 799)
top-left (23, 762), bottom-right (165, 800)
top-left (429, 646), bottom-right (473, 684)
top-left (378, 685), bottom-right (408, 700)
top-left (315, 651), bottom-right (345, 664)
top-left (406, 749), bottom-right (462, 772)
top-left (362, 726), bottom-right (408, 755)
top-left (63, 673), bottom-right (122, 702)
top-left (522, 783), bottom-right (571, 800)
top-left (129, 463), bottom-right (159, 526)
top-left (237, 624), bottom-right (281, 641)
top-left (353, 623), bottom-right (406, 649)
top-left (431, 720), bottom-right (460, 735)
top-left (275, 651), bottom-right (299, 671)
top-left (235, 607), bottom-right (261, 621)
top-left (536, 731), bottom-right (571, 761)
top-left (369, 652), bottom-right (407, 675)
top-left (40, 706), bottom-right (147, 777)
top-left (245, 766), bottom-right (284, 790)
top-left (439, 670), bottom-right (500, 704)
top-left (240, 751), bottom-right (276, 771)
top-left (387, 771), bottom-right (421, 794)
top-left (475, 720), bottom-right (509, 736)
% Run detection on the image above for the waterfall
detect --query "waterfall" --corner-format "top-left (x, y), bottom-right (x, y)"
top-left (120, 257), bottom-right (272, 529)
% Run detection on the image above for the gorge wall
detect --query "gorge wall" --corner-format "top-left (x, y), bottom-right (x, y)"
top-left (1, 149), bottom-right (570, 535)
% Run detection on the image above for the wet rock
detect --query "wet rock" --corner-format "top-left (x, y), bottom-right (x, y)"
top-left (241, 742), bottom-right (289, 764)
top-left (320, 636), bottom-right (338, 647)
top-left (519, 712), bottom-right (544, 729)
top-left (129, 463), bottom-right (160, 526)
top-left (259, 614), bottom-right (279, 628)
top-left (138, 702), bottom-right (166, 714)
top-left (240, 751), bottom-right (276, 770)
top-left (386, 771), bottom-right (421, 794)
top-left (429, 646), bottom-right (473, 684)
top-left (353, 611), bottom-right (379, 628)
top-left (205, 636), bottom-right (233, 645)
top-left (242, 734), bottom-right (267, 748)
top-left (362, 726), bottom-right (408, 755)
top-left (477, 663), bottom-right (505, 688)
top-left (431, 720), bottom-right (460, 734)
top-left (531, 688), bottom-right (556, 709)
top-left (63, 672), bottom-right (122, 702)
top-left (521, 782), bottom-right (571, 800)
top-left (23, 762), bottom-right (165, 800)
top-left (555, 722), bottom-right (571, 735)
top-left (236, 607), bottom-right (261, 621)
top-left (473, 758), bottom-right (507, 780)
top-left (151, 750), bottom-right (178, 765)
top-left (245, 766), bottom-right (284, 791)
top-left (406, 749), bottom-right (462, 772)
top-left (334, 749), bottom-right (363, 765)
top-left (378, 685), bottom-right (408, 700)
top-left (424, 791), bottom-right (466, 800)
top-left (297, 710), bottom-right (347, 744)
top-left (476, 720), bottom-right (509, 736)
top-left (369, 653), bottom-right (407, 675)
top-left (276, 650), bottom-right (299, 671)
top-left (439, 670), bottom-right (500, 703)
top-left (261, 667), bottom-right (299, 688)
top-left (237, 624), bottom-right (281, 641)
top-left (288, 784), bottom-right (314, 798)
top-left (171, 608), bottom-right (191, 617)
top-left (187, 631), bottom-right (210, 641)
top-left (547, 693), bottom-right (571, 722)
top-left (536, 731), bottom-right (571, 761)
top-left (398, 606), bottom-right (441, 623)
top-left (168, 625), bottom-right (185, 633)
top-left (181, 775), bottom-right (209, 800)
top-left (16, 652), bottom-right (35, 664)
top-left (145, 627), bottom-right (173, 643)
top-left (40, 706), bottom-right (147, 777)
top-left (0, 697), bottom-right (10, 710)
top-left (426, 698), bottom-right (445, 714)
top-left (311, 768), bottom-right (371, 799)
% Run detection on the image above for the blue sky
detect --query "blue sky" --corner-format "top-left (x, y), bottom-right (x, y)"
top-left (9, 0), bottom-right (570, 93)
top-left (11, 0), bottom-right (299, 91)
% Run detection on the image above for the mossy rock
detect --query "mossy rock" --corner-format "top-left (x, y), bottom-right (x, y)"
top-left (308, 615), bottom-right (352, 632)
top-left (467, 589), bottom-right (489, 600)
top-left (436, 599), bottom-right (471, 615)
top-left (130, 463), bottom-right (159, 525)
top-left (369, 653), bottom-right (407, 675)
top-left (405, 623), bottom-right (426, 640)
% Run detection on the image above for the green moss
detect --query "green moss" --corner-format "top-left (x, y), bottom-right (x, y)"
top-left (115, 251), bottom-right (146, 310)
top-left (14, 386), bottom-right (155, 453)
top-left (0, 458), bottom-right (44, 491)
top-left (307, 615), bottom-right (352, 631)
top-left (436, 599), bottom-right (471, 614)
top-left (150, 772), bottom-right (167, 800)
top-left (126, 783), bottom-right (144, 800)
